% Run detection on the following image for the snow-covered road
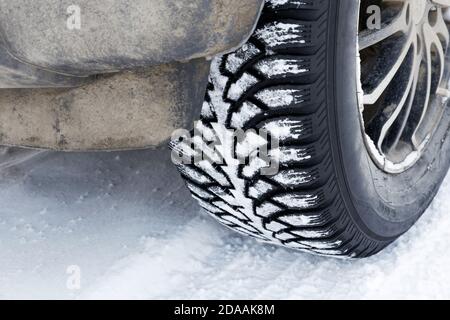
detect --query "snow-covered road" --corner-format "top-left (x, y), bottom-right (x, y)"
top-left (0, 147), bottom-right (449, 299)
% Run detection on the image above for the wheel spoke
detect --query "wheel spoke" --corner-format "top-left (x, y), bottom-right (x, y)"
top-left (376, 47), bottom-right (417, 150)
top-left (432, 7), bottom-right (450, 45)
top-left (412, 22), bottom-right (445, 148)
top-left (362, 29), bottom-right (415, 105)
top-left (432, 0), bottom-right (450, 7)
top-left (385, 47), bottom-right (422, 152)
top-left (431, 7), bottom-right (450, 95)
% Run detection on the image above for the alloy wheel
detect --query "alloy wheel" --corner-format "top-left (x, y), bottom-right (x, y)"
top-left (358, 0), bottom-right (450, 173)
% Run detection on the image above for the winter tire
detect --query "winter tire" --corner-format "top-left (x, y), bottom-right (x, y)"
top-left (171, 0), bottom-right (450, 258)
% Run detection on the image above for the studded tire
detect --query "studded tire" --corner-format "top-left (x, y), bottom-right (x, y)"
top-left (171, 0), bottom-right (450, 258)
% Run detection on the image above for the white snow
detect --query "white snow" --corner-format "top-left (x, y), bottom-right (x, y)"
top-left (207, 58), bottom-right (231, 124)
top-left (256, 59), bottom-right (309, 78)
top-left (273, 147), bottom-right (313, 163)
top-left (278, 213), bottom-right (321, 227)
top-left (178, 165), bottom-right (212, 184)
top-left (255, 22), bottom-right (307, 48)
top-left (0, 147), bottom-right (449, 299)
top-left (230, 102), bottom-right (262, 128)
top-left (256, 88), bottom-right (305, 108)
top-left (290, 229), bottom-right (332, 239)
top-left (228, 73), bottom-right (259, 101)
top-left (248, 180), bottom-right (274, 199)
top-left (256, 202), bottom-right (283, 218)
top-left (266, 0), bottom-right (307, 9)
top-left (263, 119), bottom-right (306, 140)
top-left (273, 193), bottom-right (319, 209)
top-left (225, 43), bottom-right (261, 74)
top-left (272, 170), bottom-right (315, 186)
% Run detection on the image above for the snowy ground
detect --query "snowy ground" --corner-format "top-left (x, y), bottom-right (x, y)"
top-left (0, 146), bottom-right (449, 300)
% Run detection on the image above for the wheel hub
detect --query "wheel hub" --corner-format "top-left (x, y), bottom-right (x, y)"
top-left (358, 0), bottom-right (450, 173)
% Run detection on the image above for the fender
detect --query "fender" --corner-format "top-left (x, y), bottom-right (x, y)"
top-left (0, 0), bottom-right (264, 150)
top-left (0, 0), bottom-right (264, 87)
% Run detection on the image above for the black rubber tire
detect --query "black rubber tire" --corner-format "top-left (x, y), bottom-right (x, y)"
top-left (171, 0), bottom-right (450, 258)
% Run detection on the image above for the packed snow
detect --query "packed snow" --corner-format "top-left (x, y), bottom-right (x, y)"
top-left (0, 147), bottom-right (449, 299)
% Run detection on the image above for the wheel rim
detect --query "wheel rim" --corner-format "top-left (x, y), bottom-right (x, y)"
top-left (358, 0), bottom-right (450, 173)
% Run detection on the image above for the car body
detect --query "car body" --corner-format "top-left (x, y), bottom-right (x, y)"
top-left (0, 0), bottom-right (264, 150)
